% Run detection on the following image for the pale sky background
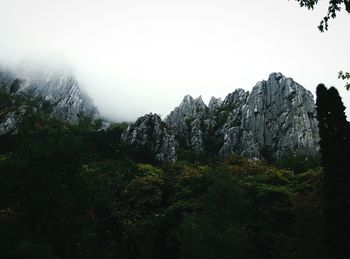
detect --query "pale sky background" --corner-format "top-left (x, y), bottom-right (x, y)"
top-left (0, 0), bottom-right (349, 121)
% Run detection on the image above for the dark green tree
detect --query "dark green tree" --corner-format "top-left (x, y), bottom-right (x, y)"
top-left (316, 84), bottom-right (350, 257)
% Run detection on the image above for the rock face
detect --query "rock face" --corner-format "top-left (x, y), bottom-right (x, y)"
top-left (0, 66), bottom-right (98, 131)
top-left (125, 72), bottom-right (319, 162)
top-left (165, 95), bottom-right (208, 152)
top-left (24, 75), bottom-right (97, 123)
top-left (0, 106), bottom-right (28, 135)
top-left (121, 113), bottom-right (177, 163)
top-left (237, 72), bottom-right (319, 159)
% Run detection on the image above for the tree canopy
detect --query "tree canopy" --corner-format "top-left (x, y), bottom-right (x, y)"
top-left (293, 0), bottom-right (350, 31)
top-left (293, 1), bottom-right (350, 90)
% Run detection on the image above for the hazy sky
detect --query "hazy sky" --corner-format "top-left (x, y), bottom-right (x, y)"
top-left (0, 0), bottom-right (349, 121)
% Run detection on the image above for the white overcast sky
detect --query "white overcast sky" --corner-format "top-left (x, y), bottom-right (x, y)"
top-left (0, 0), bottom-right (349, 121)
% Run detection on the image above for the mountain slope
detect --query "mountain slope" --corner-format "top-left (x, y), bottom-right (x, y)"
top-left (0, 66), bottom-right (98, 134)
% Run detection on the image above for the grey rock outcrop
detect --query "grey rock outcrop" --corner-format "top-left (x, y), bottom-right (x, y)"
top-left (164, 88), bottom-right (252, 155)
top-left (208, 97), bottom-right (222, 111)
top-left (165, 95), bottom-right (207, 130)
top-left (121, 113), bottom-right (176, 163)
top-left (0, 66), bottom-right (98, 128)
top-left (0, 104), bottom-right (33, 135)
top-left (162, 72), bottom-right (319, 160)
top-left (0, 111), bottom-right (18, 135)
top-left (25, 75), bottom-right (97, 123)
top-left (237, 72), bottom-right (319, 158)
top-left (164, 95), bottom-right (208, 152)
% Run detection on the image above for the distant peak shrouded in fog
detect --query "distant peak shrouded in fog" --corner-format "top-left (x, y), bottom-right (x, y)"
top-left (1, 60), bottom-right (349, 123)
top-left (0, 61), bottom-right (98, 124)
top-left (0, 0), bottom-right (349, 120)
top-left (1, 60), bottom-right (74, 84)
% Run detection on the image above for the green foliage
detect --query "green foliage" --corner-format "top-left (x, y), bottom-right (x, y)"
top-left (0, 90), bottom-right (12, 107)
top-left (0, 132), bottom-right (94, 258)
top-left (291, 1), bottom-right (350, 90)
top-left (292, 0), bottom-right (350, 31)
top-left (0, 132), bottom-right (326, 259)
top-left (0, 89), bottom-right (327, 258)
top-left (177, 168), bottom-right (256, 259)
top-left (338, 70), bottom-right (350, 90)
top-left (274, 153), bottom-right (320, 173)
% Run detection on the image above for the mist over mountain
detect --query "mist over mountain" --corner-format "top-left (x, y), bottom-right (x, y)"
top-left (0, 66), bottom-right (100, 134)
top-left (0, 61), bottom-right (323, 163)
top-left (1, 0), bottom-right (349, 122)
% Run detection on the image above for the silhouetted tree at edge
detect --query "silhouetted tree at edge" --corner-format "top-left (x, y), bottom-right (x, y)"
top-left (316, 84), bottom-right (350, 258)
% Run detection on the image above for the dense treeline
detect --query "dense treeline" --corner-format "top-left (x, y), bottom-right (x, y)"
top-left (0, 97), bottom-right (325, 258)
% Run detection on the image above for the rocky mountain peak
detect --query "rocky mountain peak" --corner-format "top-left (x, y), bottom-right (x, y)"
top-left (121, 113), bottom-right (176, 163)
top-left (222, 88), bottom-right (248, 108)
top-left (268, 72), bottom-right (284, 81)
top-left (208, 96), bottom-right (222, 110)
top-left (233, 72), bottom-right (319, 159)
top-left (164, 93), bottom-right (208, 136)
top-left (0, 65), bottom-right (100, 135)
top-left (123, 72), bottom-right (320, 162)
top-left (0, 65), bottom-right (98, 126)
top-left (174, 94), bottom-right (207, 117)
top-left (182, 94), bottom-right (194, 104)
top-left (194, 95), bottom-right (206, 109)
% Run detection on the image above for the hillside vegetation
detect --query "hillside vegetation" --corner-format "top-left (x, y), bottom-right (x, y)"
top-left (0, 89), bottom-right (325, 259)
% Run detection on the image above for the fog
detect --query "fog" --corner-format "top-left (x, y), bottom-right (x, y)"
top-left (0, 0), bottom-right (349, 121)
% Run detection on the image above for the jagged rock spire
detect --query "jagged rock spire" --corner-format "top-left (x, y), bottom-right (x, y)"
top-left (121, 113), bottom-right (176, 163)
top-left (0, 65), bottom-right (98, 124)
top-left (123, 72), bottom-right (320, 162)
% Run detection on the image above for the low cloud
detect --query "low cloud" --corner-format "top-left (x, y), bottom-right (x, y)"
top-left (0, 0), bottom-right (349, 121)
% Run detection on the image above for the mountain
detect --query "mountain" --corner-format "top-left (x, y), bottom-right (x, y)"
top-left (0, 67), bottom-right (320, 162)
top-left (0, 65), bottom-right (98, 134)
top-left (122, 72), bottom-right (320, 162)
top-left (121, 113), bottom-right (177, 163)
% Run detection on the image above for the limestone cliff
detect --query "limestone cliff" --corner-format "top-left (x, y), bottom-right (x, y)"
top-left (0, 66), bottom-right (98, 134)
top-left (124, 72), bottom-right (320, 162)
top-left (121, 113), bottom-right (176, 163)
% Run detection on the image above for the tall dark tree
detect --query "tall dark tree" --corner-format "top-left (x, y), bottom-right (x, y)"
top-left (316, 84), bottom-right (350, 258)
